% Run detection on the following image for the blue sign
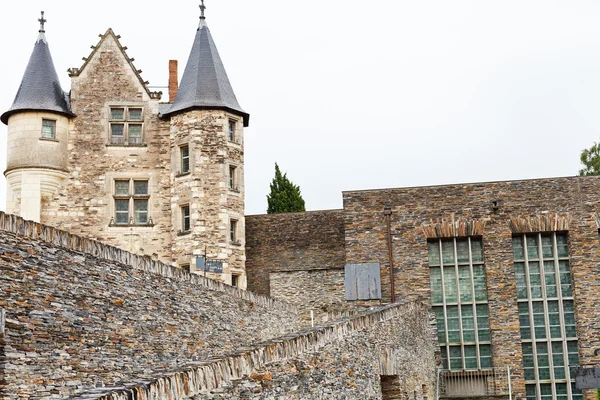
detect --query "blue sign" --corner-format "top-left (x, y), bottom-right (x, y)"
top-left (196, 256), bottom-right (223, 273)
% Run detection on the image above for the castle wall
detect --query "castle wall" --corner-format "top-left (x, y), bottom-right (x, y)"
top-left (245, 210), bottom-right (346, 295)
top-left (41, 33), bottom-right (173, 263)
top-left (342, 176), bottom-right (600, 400)
top-left (65, 303), bottom-right (439, 400)
top-left (0, 213), bottom-right (302, 399)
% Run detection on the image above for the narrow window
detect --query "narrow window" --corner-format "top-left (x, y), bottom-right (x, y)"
top-left (428, 237), bottom-right (492, 371)
top-left (111, 124), bottom-right (125, 144)
top-left (228, 119), bottom-right (236, 142)
top-left (41, 119), bottom-right (56, 139)
top-left (513, 233), bottom-right (582, 400)
top-left (182, 205), bottom-right (191, 232)
top-left (128, 124), bottom-right (142, 145)
top-left (115, 180), bottom-right (130, 196)
top-left (128, 108), bottom-right (143, 121)
top-left (181, 145), bottom-right (190, 174)
top-left (229, 166), bottom-right (237, 190)
top-left (180, 264), bottom-right (191, 273)
top-left (231, 274), bottom-right (239, 287)
top-left (230, 219), bottom-right (238, 242)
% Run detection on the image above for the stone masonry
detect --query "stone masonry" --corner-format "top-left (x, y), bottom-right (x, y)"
top-left (0, 212), bottom-right (300, 399)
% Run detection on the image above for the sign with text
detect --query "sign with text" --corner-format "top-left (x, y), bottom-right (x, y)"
top-left (196, 256), bottom-right (224, 274)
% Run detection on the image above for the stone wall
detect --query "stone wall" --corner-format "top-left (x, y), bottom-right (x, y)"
top-left (169, 110), bottom-right (246, 286)
top-left (67, 302), bottom-right (439, 400)
top-left (245, 210), bottom-right (346, 295)
top-left (343, 176), bottom-right (600, 400)
top-left (42, 30), bottom-right (173, 264)
top-left (0, 212), bottom-right (302, 399)
top-left (270, 268), bottom-right (381, 324)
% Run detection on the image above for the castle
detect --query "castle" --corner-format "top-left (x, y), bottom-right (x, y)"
top-left (4, 5), bottom-right (600, 400)
top-left (1, 6), bottom-right (247, 287)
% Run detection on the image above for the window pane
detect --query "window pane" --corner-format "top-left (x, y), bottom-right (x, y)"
top-left (526, 235), bottom-right (539, 259)
top-left (456, 239), bottom-right (469, 263)
top-left (532, 301), bottom-right (546, 339)
top-left (559, 260), bottom-right (573, 297)
top-left (442, 240), bottom-right (454, 264)
top-left (563, 300), bottom-right (576, 337)
top-left (536, 342), bottom-right (550, 380)
top-left (556, 234), bottom-right (569, 258)
top-left (473, 265), bottom-right (487, 301)
top-left (449, 346), bottom-right (462, 370)
top-left (115, 199), bottom-right (129, 224)
top-left (552, 341), bottom-right (565, 379)
top-left (428, 242), bottom-right (440, 265)
top-left (476, 304), bottom-right (490, 341)
top-left (129, 108), bottom-right (142, 120)
top-left (128, 124), bottom-right (142, 144)
top-left (471, 239), bottom-right (483, 263)
top-left (41, 119), bottom-right (56, 139)
top-left (444, 267), bottom-right (457, 303)
top-left (515, 263), bottom-right (527, 299)
top-left (111, 124), bottom-right (124, 144)
top-left (464, 345), bottom-right (477, 369)
top-left (434, 307), bottom-right (446, 344)
top-left (134, 199), bottom-right (148, 224)
top-left (458, 266), bottom-right (472, 302)
top-left (446, 306), bottom-right (460, 343)
top-left (513, 236), bottom-right (524, 260)
top-left (529, 262), bottom-right (542, 299)
top-left (182, 206), bottom-right (190, 231)
top-left (522, 343), bottom-right (535, 381)
top-left (111, 108), bottom-right (125, 120)
top-left (544, 261), bottom-right (557, 298)
top-left (430, 267), bottom-right (442, 304)
top-left (115, 180), bottom-right (129, 196)
top-left (479, 344), bottom-right (492, 369)
top-left (541, 234), bottom-right (553, 258)
top-left (518, 302), bottom-right (531, 340)
top-left (461, 305), bottom-right (475, 342)
top-left (547, 301), bottom-right (561, 338)
top-left (134, 180), bottom-right (148, 195)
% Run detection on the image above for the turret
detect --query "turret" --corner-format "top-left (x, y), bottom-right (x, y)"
top-left (1, 12), bottom-right (74, 222)
top-left (162, 1), bottom-right (249, 288)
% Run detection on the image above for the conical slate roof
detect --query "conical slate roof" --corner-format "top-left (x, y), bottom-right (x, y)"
top-left (163, 16), bottom-right (249, 126)
top-left (1, 21), bottom-right (74, 125)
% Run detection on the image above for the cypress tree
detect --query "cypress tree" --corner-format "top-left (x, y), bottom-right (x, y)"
top-left (266, 163), bottom-right (306, 214)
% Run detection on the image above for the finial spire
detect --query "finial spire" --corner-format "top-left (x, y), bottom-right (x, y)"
top-left (38, 11), bottom-right (46, 33)
top-left (198, 1), bottom-right (207, 29)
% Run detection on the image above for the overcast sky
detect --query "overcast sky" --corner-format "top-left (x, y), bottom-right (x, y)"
top-left (1, 1), bottom-right (600, 215)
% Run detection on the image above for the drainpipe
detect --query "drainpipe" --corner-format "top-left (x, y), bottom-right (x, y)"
top-left (384, 207), bottom-right (396, 303)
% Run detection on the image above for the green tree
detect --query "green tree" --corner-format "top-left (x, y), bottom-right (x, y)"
top-left (267, 163), bottom-right (306, 214)
top-left (579, 142), bottom-right (600, 176)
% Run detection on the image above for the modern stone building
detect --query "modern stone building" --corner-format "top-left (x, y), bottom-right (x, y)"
top-left (246, 176), bottom-right (600, 400)
top-left (1, 7), bottom-right (248, 287)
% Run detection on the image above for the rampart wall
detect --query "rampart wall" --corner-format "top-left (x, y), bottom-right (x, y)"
top-left (0, 212), bottom-right (302, 399)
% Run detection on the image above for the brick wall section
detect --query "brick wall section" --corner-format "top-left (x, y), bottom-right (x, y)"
top-left (343, 176), bottom-right (600, 400)
top-left (67, 303), bottom-right (439, 400)
top-left (245, 210), bottom-right (346, 295)
top-left (0, 213), bottom-right (302, 399)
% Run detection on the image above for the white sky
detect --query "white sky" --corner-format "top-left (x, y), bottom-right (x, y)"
top-left (1, 1), bottom-right (600, 215)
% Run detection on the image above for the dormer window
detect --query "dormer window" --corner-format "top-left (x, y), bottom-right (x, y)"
top-left (41, 119), bottom-right (56, 139)
top-left (109, 106), bottom-right (144, 146)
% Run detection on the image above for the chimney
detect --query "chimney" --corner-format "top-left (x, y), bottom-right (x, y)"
top-left (169, 60), bottom-right (178, 103)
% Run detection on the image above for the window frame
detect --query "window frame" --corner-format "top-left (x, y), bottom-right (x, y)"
top-left (428, 237), bottom-right (492, 371)
top-left (41, 118), bottom-right (56, 139)
top-left (228, 119), bottom-right (238, 142)
top-left (229, 165), bottom-right (238, 191)
top-left (111, 178), bottom-right (151, 226)
top-left (180, 145), bottom-right (190, 174)
top-left (513, 232), bottom-right (582, 400)
top-left (109, 106), bottom-right (145, 146)
top-left (230, 219), bottom-right (238, 243)
top-left (181, 205), bottom-right (191, 233)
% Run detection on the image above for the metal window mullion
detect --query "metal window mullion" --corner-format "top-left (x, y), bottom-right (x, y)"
top-left (453, 239), bottom-right (466, 370)
top-left (553, 233), bottom-right (573, 399)
top-left (439, 240), bottom-right (451, 369)
top-left (537, 233), bottom-right (556, 398)
top-left (467, 238), bottom-right (481, 370)
top-left (522, 235), bottom-right (541, 400)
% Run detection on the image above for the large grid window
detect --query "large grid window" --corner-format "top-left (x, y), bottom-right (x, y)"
top-left (112, 179), bottom-right (150, 225)
top-left (429, 238), bottom-right (492, 371)
top-left (513, 233), bottom-right (582, 400)
top-left (109, 106), bottom-right (143, 145)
